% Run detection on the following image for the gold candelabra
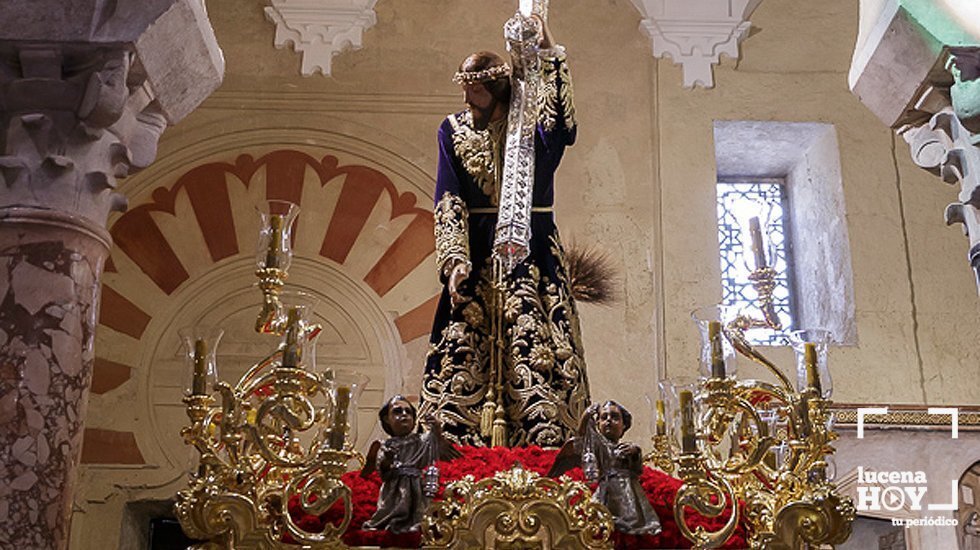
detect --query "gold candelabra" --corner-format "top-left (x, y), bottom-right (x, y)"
top-left (175, 201), bottom-right (367, 549)
top-left (649, 216), bottom-right (855, 549)
top-left (254, 201), bottom-right (300, 336)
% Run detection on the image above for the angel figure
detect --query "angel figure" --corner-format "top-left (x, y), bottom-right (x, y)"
top-left (549, 400), bottom-right (662, 536)
top-left (361, 395), bottom-right (460, 533)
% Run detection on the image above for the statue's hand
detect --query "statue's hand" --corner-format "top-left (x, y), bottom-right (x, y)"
top-left (378, 445), bottom-right (394, 470)
top-left (614, 442), bottom-right (640, 459)
top-left (421, 412), bottom-right (443, 433)
top-left (448, 261), bottom-right (471, 306)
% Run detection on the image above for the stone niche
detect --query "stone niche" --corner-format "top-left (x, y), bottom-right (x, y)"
top-left (714, 120), bottom-right (857, 344)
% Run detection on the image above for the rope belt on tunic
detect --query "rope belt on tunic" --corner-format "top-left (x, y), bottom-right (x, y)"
top-left (466, 205), bottom-right (556, 446)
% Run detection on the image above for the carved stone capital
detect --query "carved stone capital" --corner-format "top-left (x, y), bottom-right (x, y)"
top-left (630, 0), bottom-right (762, 89)
top-left (0, 0), bottom-right (224, 230)
top-left (264, 0), bottom-right (379, 77)
top-left (901, 109), bottom-right (980, 292)
top-left (851, 0), bottom-right (980, 295)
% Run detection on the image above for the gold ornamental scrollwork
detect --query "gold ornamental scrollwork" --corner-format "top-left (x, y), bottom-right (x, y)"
top-left (657, 236), bottom-right (855, 549)
top-left (176, 204), bottom-right (364, 549)
top-left (760, 485), bottom-right (856, 550)
top-left (174, 377), bottom-right (359, 550)
top-left (422, 465), bottom-right (614, 549)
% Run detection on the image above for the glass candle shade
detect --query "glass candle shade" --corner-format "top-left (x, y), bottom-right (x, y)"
top-left (643, 392), bottom-right (668, 436)
top-left (824, 455), bottom-right (837, 482)
top-left (787, 329), bottom-right (833, 398)
top-left (325, 369), bottom-right (370, 450)
top-left (278, 291), bottom-right (320, 370)
top-left (691, 305), bottom-right (738, 379)
top-left (179, 327), bottom-right (224, 396)
top-left (756, 406), bottom-right (779, 438)
top-left (679, 390), bottom-right (697, 453)
top-left (255, 200), bottom-right (300, 271)
top-left (659, 377), bottom-right (700, 453)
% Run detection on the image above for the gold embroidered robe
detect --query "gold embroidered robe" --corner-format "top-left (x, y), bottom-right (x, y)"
top-left (419, 50), bottom-right (588, 448)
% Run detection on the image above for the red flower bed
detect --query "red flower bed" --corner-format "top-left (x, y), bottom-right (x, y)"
top-left (287, 446), bottom-right (747, 549)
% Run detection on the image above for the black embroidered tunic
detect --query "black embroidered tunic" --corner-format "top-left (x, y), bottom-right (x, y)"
top-left (419, 50), bottom-right (589, 448)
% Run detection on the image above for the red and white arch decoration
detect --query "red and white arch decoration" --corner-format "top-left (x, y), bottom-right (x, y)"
top-left (84, 147), bottom-right (440, 468)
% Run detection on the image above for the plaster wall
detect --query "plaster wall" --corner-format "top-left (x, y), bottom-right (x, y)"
top-left (786, 126), bottom-right (857, 345)
top-left (68, 0), bottom-right (980, 547)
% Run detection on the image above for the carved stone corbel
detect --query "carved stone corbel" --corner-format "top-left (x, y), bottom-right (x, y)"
top-left (901, 106), bottom-right (980, 292)
top-left (895, 47), bottom-right (980, 293)
top-left (629, 0), bottom-right (763, 89)
top-left (264, 0), bottom-right (379, 77)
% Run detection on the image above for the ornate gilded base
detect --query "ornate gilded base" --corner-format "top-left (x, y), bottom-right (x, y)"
top-left (422, 465), bottom-right (614, 549)
top-left (175, 448), bottom-right (357, 550)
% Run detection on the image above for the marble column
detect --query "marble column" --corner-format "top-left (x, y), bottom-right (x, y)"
top-left (0, 1), bottom-right (223, 548)
top-left (0, 212), bottom-right (109, 549)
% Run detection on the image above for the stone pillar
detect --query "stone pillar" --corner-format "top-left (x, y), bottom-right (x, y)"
top-left (0, 211), bottom-right (110, 549)
top-left (0, 2), bottom-right (223, 548)
top-left (849, 0), bottom-right (980, 294)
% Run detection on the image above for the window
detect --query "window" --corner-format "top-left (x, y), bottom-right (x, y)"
top-left (715, 180), bottom-right (795, 345)
top-left (713, 120), bottom-right (857, 346)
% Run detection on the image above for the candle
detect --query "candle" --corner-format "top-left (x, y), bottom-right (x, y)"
top-left (655, 399), bottom-right (666, 436)
top-left (797, 398), bottom-right (812, 437)
top-left (281, 307), bottom-right (301, 368)
top-left (519, 0), bottom-right (534, 16)
top-left (680, 390), bottom-right (696, 453)
top-left (191, 338), bottom-right (208, 395)
top-left (748, 216), bottom-right (768, 270)
top-left (709, 321), bottom-right (726, 379)
top-left (265, 214), bottom-right (284, 269)
top-left (804, 342), bottom-right (822, 395)
top-left (330, 386), bottom-right (351, 449)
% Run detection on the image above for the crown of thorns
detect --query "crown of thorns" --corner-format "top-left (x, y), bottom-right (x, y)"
top-left (452, 63), bottom-right (512, 85)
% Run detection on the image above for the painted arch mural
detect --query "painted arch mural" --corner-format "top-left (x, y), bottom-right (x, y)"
top-left (83, 148), bottom-right (439, 471)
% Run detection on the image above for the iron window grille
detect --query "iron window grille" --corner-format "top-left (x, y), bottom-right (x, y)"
top-left (715, 180), bottom-right (795, 346)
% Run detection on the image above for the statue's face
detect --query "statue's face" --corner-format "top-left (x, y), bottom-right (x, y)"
top-left (598, 404), bottom-right (625, 442)
top-left (462, 83), bottom-right (498, 130)
top-left (386, 399), bottom-right (415, 437)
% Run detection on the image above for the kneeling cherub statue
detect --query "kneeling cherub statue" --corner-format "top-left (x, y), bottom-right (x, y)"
top-left (360, 395), bottom-right (460, 533)
top-left (549, 400), bottom-right (662, 536)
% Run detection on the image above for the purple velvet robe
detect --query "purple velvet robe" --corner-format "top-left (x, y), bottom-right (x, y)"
top-left (419, 51), bottom-right (590, 448)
